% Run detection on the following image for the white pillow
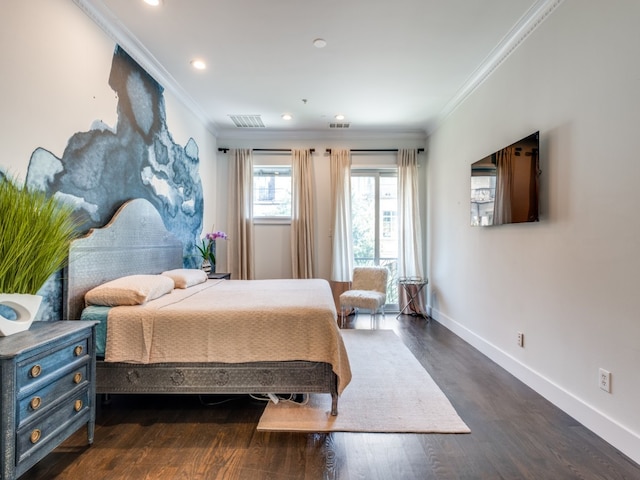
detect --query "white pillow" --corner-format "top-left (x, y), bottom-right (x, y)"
top-left (85, 274), bottom-right (175, 306)
top-left (161, 269), bottom-right (208, 289)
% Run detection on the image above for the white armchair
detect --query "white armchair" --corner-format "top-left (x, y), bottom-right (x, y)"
top-left (339, 266), bottom-right (388, 326)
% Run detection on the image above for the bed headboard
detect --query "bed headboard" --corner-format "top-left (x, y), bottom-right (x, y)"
top-left (64, 198), bottom-right (184, 320)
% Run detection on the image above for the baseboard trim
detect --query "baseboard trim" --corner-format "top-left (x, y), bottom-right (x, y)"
top-left (430, 308), bottom-right (640, 466)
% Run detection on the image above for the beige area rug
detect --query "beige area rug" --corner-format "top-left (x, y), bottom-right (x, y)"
top-left (257, 330), bottom-right (470, 433)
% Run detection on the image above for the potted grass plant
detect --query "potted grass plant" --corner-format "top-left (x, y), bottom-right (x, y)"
top-left (0, 174), bottom-right (80, 336)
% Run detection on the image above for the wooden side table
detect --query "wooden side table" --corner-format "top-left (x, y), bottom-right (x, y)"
top-left (0, 321), bottom-right (97, 480)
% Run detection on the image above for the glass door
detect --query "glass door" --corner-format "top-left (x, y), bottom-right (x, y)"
top-left (351, 169), bottom-right (398, 309)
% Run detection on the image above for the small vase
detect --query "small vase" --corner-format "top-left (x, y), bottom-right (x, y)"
top-left (0, 293), bottom-right (42, 336)
top-left (201, 259), bottom-right (211, 274)
top-left (208, 242), bottom-right (216, 274)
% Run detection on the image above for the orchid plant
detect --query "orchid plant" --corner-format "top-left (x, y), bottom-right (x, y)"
top-left (196, 230), bottom-right (228, 266)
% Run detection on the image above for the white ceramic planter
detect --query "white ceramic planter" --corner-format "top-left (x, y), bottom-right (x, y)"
top-left (0, 293), bottom-right (42, 336)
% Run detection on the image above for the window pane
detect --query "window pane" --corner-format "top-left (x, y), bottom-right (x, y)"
top-left (379, 175), bottom-right (398, 259)
top-left (351, 170), bottom-right (399, 307)
top-left (253, 166), bottom-right (291, 217)
top-left (351, 176), bottom-right (376, 260)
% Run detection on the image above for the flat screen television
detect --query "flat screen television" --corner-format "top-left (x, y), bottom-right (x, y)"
top-left (470, 131), bottom-right (540, 226)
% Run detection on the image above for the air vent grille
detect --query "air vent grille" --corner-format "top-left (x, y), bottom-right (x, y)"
top-left (229, 115), bottom-right (265, 128)
top-left (329, 122), bottom-right (350, 129)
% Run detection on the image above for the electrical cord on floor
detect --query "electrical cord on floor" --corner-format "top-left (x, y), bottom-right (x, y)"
top-left (197, 395), bottom-right (241, 406)
top-left (249, 393), bottom-right (309, 405)
top-left (249, 393), bottom-right (272, 402)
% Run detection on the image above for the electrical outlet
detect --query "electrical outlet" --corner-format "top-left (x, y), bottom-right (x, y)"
top-left (517, 332), bottom-right (524, 347)
top-left (599, 368), bottom-right (611, 393)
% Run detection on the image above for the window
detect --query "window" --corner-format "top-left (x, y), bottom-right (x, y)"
top-left (382, 210), bottom-right (396, 238)
top-left (351, 169), bottom-right (399, 307)
top-left (253, 166), bottom-right (291, 219)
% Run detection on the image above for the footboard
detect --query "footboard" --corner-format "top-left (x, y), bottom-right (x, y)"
top-left (97, 360), bottom-right (339, 415)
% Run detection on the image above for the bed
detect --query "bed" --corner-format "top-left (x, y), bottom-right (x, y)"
top-left (64, 198), bottom-right (351, 415)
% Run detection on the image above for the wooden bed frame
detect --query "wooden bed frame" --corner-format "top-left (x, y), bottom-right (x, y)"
top-left (64, 198), bottom-right (339, 415)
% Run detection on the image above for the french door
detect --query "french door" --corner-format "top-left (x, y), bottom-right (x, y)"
top-left (351, 169), bottom-right (399, 308)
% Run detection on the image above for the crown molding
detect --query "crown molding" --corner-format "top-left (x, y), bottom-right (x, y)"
top-left (436, 0), bottom-right (565, 130)
top-left (72, 0), bottom-right (219, 137)
top-left (216, 128), bottom-right (427, 144)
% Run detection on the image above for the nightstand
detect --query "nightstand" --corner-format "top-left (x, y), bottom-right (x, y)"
top-left (208, 272), bottom-right (231, 280)
top-left (0, 321), bottom-right (97, 480)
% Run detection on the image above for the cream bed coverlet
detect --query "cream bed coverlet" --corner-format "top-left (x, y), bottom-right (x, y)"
top-left (104, 278), bottom-right (351, 394)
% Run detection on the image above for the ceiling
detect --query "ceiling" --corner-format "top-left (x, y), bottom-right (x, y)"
top-left (75, 0), bottom-right (555, 137)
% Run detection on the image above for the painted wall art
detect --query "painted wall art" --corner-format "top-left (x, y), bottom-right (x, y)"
top-left (22, 45), bottom-right (204, 320)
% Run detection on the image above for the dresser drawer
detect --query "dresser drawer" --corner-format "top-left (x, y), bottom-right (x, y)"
top-left (17, 336), bottom-right (89, 391)
top-left (16, 389), bottom-right (90, 464)
top-left (1, 321), bottom-right (97, 480)
top-left (17, 364), bottom-right (89, 426)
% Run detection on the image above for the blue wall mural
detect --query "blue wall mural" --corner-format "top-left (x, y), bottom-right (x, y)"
top-left (22, 45), bottom-right (204, 320)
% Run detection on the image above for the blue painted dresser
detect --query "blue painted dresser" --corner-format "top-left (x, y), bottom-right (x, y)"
top-left (0, 321), bottom-right (96, 480)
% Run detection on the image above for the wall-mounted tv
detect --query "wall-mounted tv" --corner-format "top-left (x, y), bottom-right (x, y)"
top-left (470, 131), bottom-right (540, 226)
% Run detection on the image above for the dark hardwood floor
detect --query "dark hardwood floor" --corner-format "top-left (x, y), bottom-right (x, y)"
top-left (21, 315), bottom-right (640, 479)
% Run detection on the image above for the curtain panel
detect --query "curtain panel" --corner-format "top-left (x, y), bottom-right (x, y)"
top-left (228, 148), bottom-right (255, 279)
top-left (329, 149), bottom-right (353, 282)
top-left (329, 149), bottom-right (354, 309)
top-left (291, 149), bottom-right (315, 279)
top-left (397, 148), bottom-right (425, 314)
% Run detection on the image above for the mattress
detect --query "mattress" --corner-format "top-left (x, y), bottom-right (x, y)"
top-left (85, 278), bottom-right (351, 394)
top-left (80, 305), bottom-right (110, 356)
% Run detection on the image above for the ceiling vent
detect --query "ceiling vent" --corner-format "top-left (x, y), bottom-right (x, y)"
top-left (229, 115), bottom-right (265, 128)
top-left (329, 122), bottom-right (350, 129)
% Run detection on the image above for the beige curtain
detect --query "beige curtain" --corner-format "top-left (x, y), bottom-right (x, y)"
top-left (291, 149), bottom-right (315, 278)
top-left (494, 148), bottom-right (515, 225)
top-left (329, 149), bottom-right (353, 308)
top-left (227, 148), bottom-right (255, 279)
top-left (397, 149), bottom-right (425, 314)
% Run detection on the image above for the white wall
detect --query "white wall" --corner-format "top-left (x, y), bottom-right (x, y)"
top-left (216, 133), bottom-right (426, 279)
top-left (0, 0), bottom-right (218, 232)
top-left (0, 0), bottom-right (114, 180)
top-left (426, 0), bottom-right (640, 463)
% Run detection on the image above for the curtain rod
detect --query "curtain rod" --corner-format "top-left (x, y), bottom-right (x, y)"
top-left (218, 148), bottom-right (315, 154)
top-left (325, 148), bottom-right (424, 154)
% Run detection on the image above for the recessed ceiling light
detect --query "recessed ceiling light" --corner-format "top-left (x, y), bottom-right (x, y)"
top-left (313, 38), bottom-right (327, 48)
top-left (190, 59), bottom-right (206, 70)
top-left (281, 113), bottom-right (293, 120)
top-left (143, 0), bottom-right (162, 6)
top-left (335, 114), bottom-right (345, 120)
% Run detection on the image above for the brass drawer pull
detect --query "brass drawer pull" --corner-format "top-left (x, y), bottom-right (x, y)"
top-left (74, 345), bottom-right (83, 356)
top-left (73, 372), bottom-right (83, 384)
top-left (30, 429), bottom-right (41, 444)
top-left (30, 396), bottom-right (42, 411)
top-left (74, 399), bottom-right (83, 412)
top-left (30, 364), bottom-right (42, 378)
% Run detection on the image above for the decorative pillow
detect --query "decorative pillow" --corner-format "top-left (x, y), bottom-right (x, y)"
top-left (85, 274), bottom-right (175, 306)
top-left (161, 269), bottom-right (208, 289)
